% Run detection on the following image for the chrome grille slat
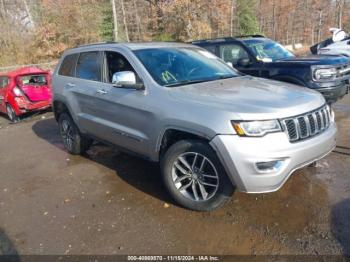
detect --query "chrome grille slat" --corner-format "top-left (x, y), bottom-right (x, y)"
top-left (325, 109), bottom-right (329, 126)
top-left (321, 110), bottom-right (327, 129)
top-left (308, 114), bottom-right (316, 135)
top-left (313, 112), bottom-right (319, 133)
top-left (316, 111), bottom-right (323, 130)
top-left (282, 105), bottom-right (331, 143)
top-left (293, 118), bottom-right (300, 140)
top-left (303, 115), bottom-right (311, 137)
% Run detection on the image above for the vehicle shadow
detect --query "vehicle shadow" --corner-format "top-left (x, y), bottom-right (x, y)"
top-left (0, 228), bottom-right (20, 261)
top-left (331, 198), bottom-right (350, 258)
top-left (333, 146), bottom-right (350, 156)
top-left (0, 109), bottom-right (51, 125)
top-left (32, 117), bottom-right (175, 205)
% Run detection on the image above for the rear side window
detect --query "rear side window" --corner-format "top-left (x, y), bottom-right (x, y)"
top-left (58, 54), bottom-right (78, 77)
top-left (201, 45), bottom-right (217, 55)
top-left (76, 52), bottom-right (102, 81)
top-left (0, 76), bottom-right (9, 88)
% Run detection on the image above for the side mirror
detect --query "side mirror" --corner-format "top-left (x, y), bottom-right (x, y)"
top-left (112, 71), bottom-right (144, 90)
top-left (226, 62), bottom-right (233, 68)
top-left (237, 58), bottom-right (251, 67)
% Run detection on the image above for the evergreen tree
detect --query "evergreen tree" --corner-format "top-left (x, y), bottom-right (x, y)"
top-left (100, 3), bottom-right (114, 41)
top-left (236, 0), bottom-right (260, 35)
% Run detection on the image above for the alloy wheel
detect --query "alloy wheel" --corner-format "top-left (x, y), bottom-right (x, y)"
top-left (171, 152), bottom-right (219, 201)
top-left (60, 119), bottom-right (76, 151)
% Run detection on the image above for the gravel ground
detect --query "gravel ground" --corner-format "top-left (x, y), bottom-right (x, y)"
top-left (0, 96), bottom-right (349, 257)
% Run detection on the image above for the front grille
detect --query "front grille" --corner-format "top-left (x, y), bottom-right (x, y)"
top-left (337, 63), bottom-right (350, 78)
top-left (281, 105), bottom-right (331, 142)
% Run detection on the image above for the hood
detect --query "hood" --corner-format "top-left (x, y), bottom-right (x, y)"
top-left (169, 76), bottom-right (325, 120)
top-left (275, 55), bottom-right (350, 66)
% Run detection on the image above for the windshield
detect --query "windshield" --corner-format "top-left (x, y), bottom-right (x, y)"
top-left (19, 74), bottom-right (48, 86)
top-left (243, 39), bottom-right (294, 62)
top-left (133, 47), bottom-right (239, 86)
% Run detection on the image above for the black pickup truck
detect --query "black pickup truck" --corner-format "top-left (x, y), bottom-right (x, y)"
top-left (192, 35), bottom-right (350, 103)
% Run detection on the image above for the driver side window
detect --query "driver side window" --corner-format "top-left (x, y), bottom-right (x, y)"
top-left (105, 51), bottom-right (139, 83)
top-left (219, 44), bottom-right (249, 66)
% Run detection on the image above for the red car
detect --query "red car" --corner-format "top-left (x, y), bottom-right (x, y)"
top-left (0, 67), bottom-right (52, 122)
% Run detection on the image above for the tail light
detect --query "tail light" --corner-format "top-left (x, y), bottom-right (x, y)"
top-left (13, 86), bottom-right (25, 97)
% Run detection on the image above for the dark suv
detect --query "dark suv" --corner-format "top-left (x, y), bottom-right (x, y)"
top-left (192, 35), bottom-right (350, 103)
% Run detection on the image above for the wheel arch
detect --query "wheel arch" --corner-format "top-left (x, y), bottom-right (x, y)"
top-left (156, 128), bottom-right (213, 161)
top-left (53, 100), bottom-right (74, 122)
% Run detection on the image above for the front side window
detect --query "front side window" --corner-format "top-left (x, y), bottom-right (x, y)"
top-left (58, 54), bottom-right (79, 77)
top-left (76, 52), bottom-right (102, 81)
top-left (134, 47), bottom-right (239, 86)
top-left (105, 51), bottom-right (138, 83)
top-left (243, 39), bottom-right (294, 62)
top-left (219, 44), bottom-right (250, 65)
top-left (201, 45), bottom-right (217, 55)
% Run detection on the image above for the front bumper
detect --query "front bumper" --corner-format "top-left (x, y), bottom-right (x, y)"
top-left (210, 122), bottom-right (337, 193)
top-left (317, 84), bottom-right (349, 104)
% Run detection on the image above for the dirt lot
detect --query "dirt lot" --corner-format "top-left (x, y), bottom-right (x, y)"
top-left (0, 96), bottom-right (350, 257)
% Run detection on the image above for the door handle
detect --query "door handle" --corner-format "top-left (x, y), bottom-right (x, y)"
top-left (96, 89), bottom-right (108, 95)
top-left (66, 83), bottom-right (76, 87)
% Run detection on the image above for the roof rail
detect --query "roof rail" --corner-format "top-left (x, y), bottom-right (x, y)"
top-left (235, 34), bottom-right (265, 38)
top-left (191, 37), bottom-right (234, 44)
top-left (191, 34), bottom-right (265, 44)
top-left (76, 41), bottom-right (118, 48)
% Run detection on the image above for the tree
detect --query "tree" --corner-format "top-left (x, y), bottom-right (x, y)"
top-left (236, 0), bottom-right (260, 35)
top-left (111, 0), bottom-right (119, 41)
top-left (100, 1), bottom-right (114, 41)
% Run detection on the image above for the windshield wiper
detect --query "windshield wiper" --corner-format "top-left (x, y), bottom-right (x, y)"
top-left (165, 75), bottom-right (235, 87)
top-left (217, 75), bottom-right (235, 80)
top-left (165, 79), bottom-right (212, 87)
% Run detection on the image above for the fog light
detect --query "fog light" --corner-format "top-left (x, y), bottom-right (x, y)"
top-left (256, 160), bottom-right (284, 173)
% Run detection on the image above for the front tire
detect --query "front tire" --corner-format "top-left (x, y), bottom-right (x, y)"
top-left (161, 140), bottom-right (234, 211)
top-left (58, 113), bottom-right (92, 155)
top-left (6, 104), bottom-right (20, 123)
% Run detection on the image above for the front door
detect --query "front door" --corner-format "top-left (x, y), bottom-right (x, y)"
top-left (83, 50), bottom-right (152, 156)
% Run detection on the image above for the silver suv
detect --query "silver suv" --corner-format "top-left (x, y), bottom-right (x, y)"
top-left (52, 42), bottom-right (337, 211)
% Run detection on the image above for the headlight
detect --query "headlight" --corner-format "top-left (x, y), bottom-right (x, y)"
top-left (232, 120), bottom-right (282, 137)
top-left (313, 68), bottom-right (337, 81)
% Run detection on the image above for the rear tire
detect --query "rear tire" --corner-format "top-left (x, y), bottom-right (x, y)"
top-left (58, 113), bottom-right (92, 155)
top-left (6, 104), bottom-right (20, 123)
top-left (160, 140), bottom-right (234, 211)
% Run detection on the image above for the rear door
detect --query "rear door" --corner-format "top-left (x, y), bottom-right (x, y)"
top-left (66, 51), bottom-right (105, 135)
